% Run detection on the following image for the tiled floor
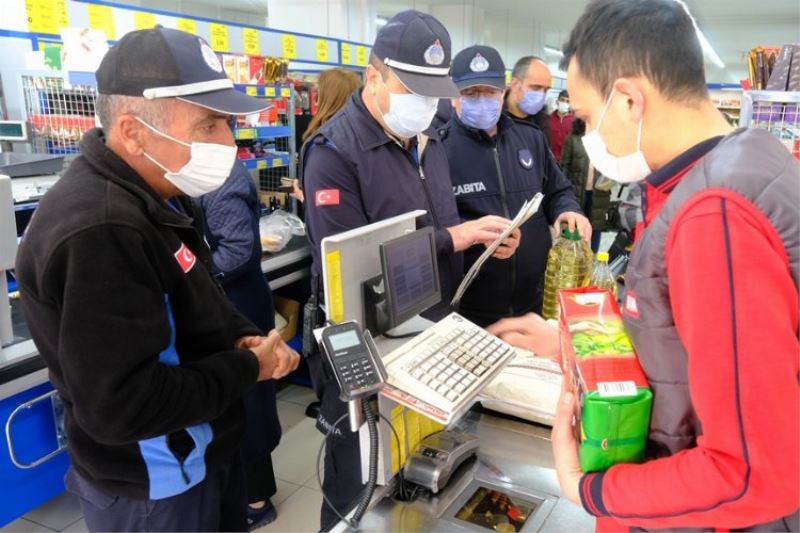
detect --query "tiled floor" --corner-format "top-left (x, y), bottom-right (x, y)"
top-left (0, 385), bottom-right (324, 533)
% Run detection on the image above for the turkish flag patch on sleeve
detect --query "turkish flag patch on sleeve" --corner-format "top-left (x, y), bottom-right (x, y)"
top-left (174, 243), bottom-right (197, 273)
top-left (315, 189), bottom-right (340, 207)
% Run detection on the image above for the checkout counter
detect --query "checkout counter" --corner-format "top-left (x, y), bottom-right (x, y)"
top-left (315, 213), bottom-right (594, 532)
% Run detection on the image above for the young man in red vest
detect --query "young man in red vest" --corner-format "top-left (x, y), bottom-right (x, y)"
top-left (489, 0), bottom-right (799, 531)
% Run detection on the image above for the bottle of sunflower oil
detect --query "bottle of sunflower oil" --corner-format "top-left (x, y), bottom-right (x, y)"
top-left (542, 227), bottom-right (593, 320)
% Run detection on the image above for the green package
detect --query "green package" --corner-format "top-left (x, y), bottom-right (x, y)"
top-left (579, 388), bottom-right (653, 472)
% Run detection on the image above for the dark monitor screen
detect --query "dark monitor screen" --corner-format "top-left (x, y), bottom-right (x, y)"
top-left (380, 227), bottom-right (441, 327)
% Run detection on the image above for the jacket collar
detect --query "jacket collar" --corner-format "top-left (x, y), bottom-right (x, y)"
top-left (78, 128), bottom-right (194, 228)
top-left (345, 90), bottom-right (441, 152)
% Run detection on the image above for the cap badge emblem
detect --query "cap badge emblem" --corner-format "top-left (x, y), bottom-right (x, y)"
top-left (469, 53), bottom-right (489, 73)
top-left (199, 40), bottom-right (223, 73)
top-left (424, 39), bottom-right (445, 66)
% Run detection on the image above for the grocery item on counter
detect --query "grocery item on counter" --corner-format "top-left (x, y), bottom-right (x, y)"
top-left (542, 226), bottom-right (593, 320)
top-left (589, 251), bottom-right (617, 299)
top-left (559, 287), bottom-right (652, 473)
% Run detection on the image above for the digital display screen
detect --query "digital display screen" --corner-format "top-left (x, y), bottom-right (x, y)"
top-left (455, 486), bottom-right (539, 532)
top-left (328, 330), bottom-right (361, 353)
top-left (0, 122), bottom-right (25, 139)
top-left (384, 232), bottom-right (437, 317)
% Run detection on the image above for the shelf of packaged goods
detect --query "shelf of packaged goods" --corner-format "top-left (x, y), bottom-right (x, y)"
top-left (716, 105), bottom-right (741, 111)
top-left (233, 126), bottom-right (293, 140)
top-left (240, 154), bottom-right (290, 170)
top-left (234, 84), bottom-right (293, 99)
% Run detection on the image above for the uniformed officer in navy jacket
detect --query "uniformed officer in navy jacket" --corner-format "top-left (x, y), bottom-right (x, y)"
top-left (301, 12), bottom-right (522, 531)
top-left (441, 45), bottom-right (590, 326)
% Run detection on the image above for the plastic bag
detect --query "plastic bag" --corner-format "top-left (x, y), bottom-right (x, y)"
top-left (478, 348), bottom-right (562, 426)
top-left (259, 209), bottom-right (303, 252)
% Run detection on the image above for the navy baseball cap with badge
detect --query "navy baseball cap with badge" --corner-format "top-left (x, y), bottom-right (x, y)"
top-left (450, 45), bottom-right (506, 91)
top-left (96, 26), bottom-right (267, 115)
top-left (371, 10), bottom-right (459, 98)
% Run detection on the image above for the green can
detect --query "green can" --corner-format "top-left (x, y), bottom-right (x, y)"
top-left (579, 388), bottom-right (653, 472)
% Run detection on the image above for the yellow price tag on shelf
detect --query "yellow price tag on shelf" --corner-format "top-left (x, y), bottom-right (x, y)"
top-left (243, 28), bottom-right (259, 56)
top-left (176, 18), bottom-right (196, 35)
top-left (316, 39), bottom-right (329, 62)
top-left (505, 71), bottom-right (511, 85)
top-left (237, 128), bottom-right (256, 140)
top-left (134, 11), bottom-right (156, 30)
top-left (88, 4), bottom-right (115, 40)
top-left (280, 87), bottom-right (291, 98)
top-left (272, 157), bottom-right (284, 168)
top-left (245, 86), bottom-right (258, 96)
top-left (208, 23), bottom-right (228, 52)
top-left (26, 0), bottom-right (69, 34)
top-left (341, 43), bottom-right (352, 64)
top-left (325, 250), bottom-right (345, 323)
top-left (265, 86), bottom-right (276, 97)
top-left (356, 45), bottom-right (368, 67)
top-left (281, 34), bottom-right (297, 59)
top-left (256, 159), bottom-right (267, 170)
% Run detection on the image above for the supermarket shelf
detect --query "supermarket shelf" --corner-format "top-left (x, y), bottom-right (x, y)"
top-left (234, 83), bottom-right (293, 98)
top-left (240, 154), bottom-right (291, 170)
top-left (233, 125), bottom-right (293, 140)
top-left (716, 105), bottom-right (741, 111)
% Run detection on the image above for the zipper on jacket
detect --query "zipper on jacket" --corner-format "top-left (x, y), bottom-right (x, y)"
top-left (492, 147), bottom-right (515, 316)
top-left (417, 165), bottom-right (441, 228)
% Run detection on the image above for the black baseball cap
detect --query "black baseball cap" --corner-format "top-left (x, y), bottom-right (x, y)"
top-left (371, 10), bottom-right (459, 98)
top-left (451, 45), bottom-right (506, 91)
top-left (96, 27), bottom-right (267, 115)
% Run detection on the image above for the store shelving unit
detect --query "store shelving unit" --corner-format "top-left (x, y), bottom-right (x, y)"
top-left (231, 83), bottom-right (296, 194)
top-left (739, 90), bottom-right (800, 159)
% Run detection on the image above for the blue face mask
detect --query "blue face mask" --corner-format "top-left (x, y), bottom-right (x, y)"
top-left (518, 89), bottom-right (546, 115)
top-left (459, 95), bottom-right (503, 130)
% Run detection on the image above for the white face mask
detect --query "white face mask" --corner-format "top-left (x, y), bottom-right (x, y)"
top-left (380, 87), bottom-right (438, 139)
top-left (581, 89), bottom-right (651, 184)
top-left (557, 101), bottom-right (570, 115)
top-left (136, 117), bottom-right (236, 197)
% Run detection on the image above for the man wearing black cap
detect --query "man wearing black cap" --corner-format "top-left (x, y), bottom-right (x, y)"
top-left (440, 45), bottom-right (589, 326)
top-left (15, 28), bottom-right (299, 532)
top-left (301, 11), bottom-right (517, 530)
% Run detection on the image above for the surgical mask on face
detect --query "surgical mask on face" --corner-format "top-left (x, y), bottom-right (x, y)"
top-left (557, 101), bottom-right (570, 115)
top-left (459, 95), bottom-right (503, 130)
top-left (518, 89), bottom-right (546, 115)
top-left (380, 85), bottom-right (438, 139)
top-left (581, 90), bottom-right (651, 184)
top-left (136, 117), bottom-right (236, 197)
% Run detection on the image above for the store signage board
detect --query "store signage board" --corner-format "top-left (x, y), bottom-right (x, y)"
top-left (209, 23), bottom-right (228, 52)
top-left (281, 34), bottom-right (297, 59)
top-left (134, 11), bottom-right (156, 30)
top-left (26, 0), bottom-right (69, 34)
top-left (243, 27), bottom-right (259, 55)
top-left (176, 17), bottom-right (196, 35)
top-left (87, 4), bottom-right (115, 40)
top-left (356, 45), bottom-right (368, 67)
top-left (341, 42), bottom-right (352, 65)
top-left (316, 39), bottom-right (329, 62)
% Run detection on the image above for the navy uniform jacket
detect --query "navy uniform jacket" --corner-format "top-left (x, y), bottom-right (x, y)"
top-left (301, 90), bottom-right (463, 320)
top-left (440, 113), bottom-right (580, 326)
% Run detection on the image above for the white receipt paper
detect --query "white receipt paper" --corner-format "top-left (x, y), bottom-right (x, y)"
top-left (450, 192), bottom-right (544, 307)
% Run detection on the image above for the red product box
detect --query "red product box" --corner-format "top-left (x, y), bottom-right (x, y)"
top-left (249, 56), bottom-right (265, 85)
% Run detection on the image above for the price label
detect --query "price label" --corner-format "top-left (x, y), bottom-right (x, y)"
top-left (208, 23), bottom-right (228, 52)
top-left (281, 34), bottom-right (297, 59)
top-left (505, 71), bottom-right (511, 85)
top-left (272, 157), bottom-right (284, 168)
top-left (597, 381), bottom-right (638, 398)
top-left (176, 18), bottom-right (196, 35)
top-left (245, 86), bottom-right (258, 96)
top-left (236, 128), bottom-right (256, 140)
top-left (341, 43), bottom-right (352, 64)
top-left (316, 39), bottom-right (329, 62)
top-left (256, 159), bottom-right (267, 170)
top-left (356, 45), bottom-right (368, 67)
top-left (134, 12), bottom-right (156, 30)
top-left (26, 0), bottom-right (69, 34)
top-left (88, 4), bottom-right (115, 40)
top-left (265, 86), bottom-right (276, 97)
top-left (243, 28), bottom-right (259, 56)
top-left (280, 87), bottom-right (291, 98)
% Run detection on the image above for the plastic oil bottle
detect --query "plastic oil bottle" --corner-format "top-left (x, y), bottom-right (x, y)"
top-left (542, 227), bottom-right (593, 320)
top-left (590, 251), bottom-right (617, 299)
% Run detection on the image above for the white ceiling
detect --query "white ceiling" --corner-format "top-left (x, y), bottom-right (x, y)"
top-left (119, 0), bottom-right (800, 83)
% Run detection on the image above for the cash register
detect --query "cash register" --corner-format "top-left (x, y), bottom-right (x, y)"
top-left (315, 211), bottom-right (586, 532)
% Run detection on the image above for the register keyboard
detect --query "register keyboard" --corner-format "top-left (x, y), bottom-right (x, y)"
top-left (382, 313), bottom-right (516, 417)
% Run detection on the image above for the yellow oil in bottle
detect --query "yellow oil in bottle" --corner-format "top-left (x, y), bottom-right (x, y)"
top-left (542, 227), bottom-right (593, 320)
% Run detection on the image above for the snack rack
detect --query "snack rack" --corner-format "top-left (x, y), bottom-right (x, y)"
top-left (739, 90), bottom-right (800, 160)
